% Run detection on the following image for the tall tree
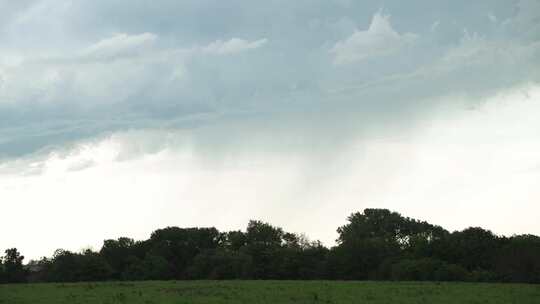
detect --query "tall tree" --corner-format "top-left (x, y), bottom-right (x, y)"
top-left (494, 235), bottom-right (540, 283)
top-left (3, 248), bottom-right (26, 283)
top-left (245, 220), bottom-right (284, 279)
top-left (148, 227), bottom-right (221, 278)
top-left (0, 255), bottom-right (5, 283)
top-left (100, 237), bottom-right (135, 279)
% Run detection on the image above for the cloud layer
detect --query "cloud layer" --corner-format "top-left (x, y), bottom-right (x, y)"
top-left (1, 0), bottom-right (539, 159)
top-left (0, 0), bottom-right (539, 259)
top-left (331, 13), bottom-right (418, 64)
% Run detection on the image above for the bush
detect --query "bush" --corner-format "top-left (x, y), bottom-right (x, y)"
top-left (186, 249), bottom-right (253, 279)
top-left (388, 258), bottom-right (469, 281)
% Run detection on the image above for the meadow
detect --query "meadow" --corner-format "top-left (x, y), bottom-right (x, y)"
top-left (1, 281), bottom-right (539, 304)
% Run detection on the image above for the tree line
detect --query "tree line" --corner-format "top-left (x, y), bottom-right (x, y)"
top-left (1, 209), bottom-right (539, 284)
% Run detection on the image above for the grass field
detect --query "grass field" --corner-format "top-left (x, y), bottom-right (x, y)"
top-left (1, 281), bottom-right (539, 304)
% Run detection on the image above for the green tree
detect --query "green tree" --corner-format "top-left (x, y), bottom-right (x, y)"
top-left (494, 235), bottom-right (540, 283)
top-left (186, 249), bottom-right (253, 279)
top-left (121, 256), bottom-right (146, 281)
top-left (78, 249), bottom-right (113, 281)
top-left (334, 210), bottom-right (404, 279)
top-left (3, 248), bottom-right (26, 283)
top-left (0, 255), bottom-right (5, 283)
top-left (100, 237), bottom-right (135, 279)
top-left (245, 220), bottom-right (284, 279)
top-left (149, 227), bottom-right (221, 278)
top-left (224, 231), bottom-right (247, 251)
top-left (432, 227), bottom-right (500, 271)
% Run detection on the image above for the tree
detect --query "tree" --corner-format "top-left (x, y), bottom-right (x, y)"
top-left (494, 235), bottom-right (540, 283)
top-left (0, 255), bottom-right (4, 283)
top-left (2, 208), bottom-right (539, 284)
top-left (245, 220), bottom-right (285, 279)
top-left (337, 209), bottom-right (448, 250)
top-left (224, 231), bottom-right (247, 251)
top-left (246, 220), bottom-right (284, 247)
top-left (121, 256), bottom-right (146, 281)
top-left (148, 227), bottom-right (221, 278)
top-left (432, 227), bottom-right (500, 271)
top-left (334, 210), bottom-right (405, 279)
top-left (3, 248), bottom-right (26, 283)
top-left (77, 249), bottom-right (113, 281)
top-left (278, 239), bottom-right (328, 279)
top-left (42, 249), bottom-right (112, 282)
top-left (100, 237), bottom-right (135, 279)
top-left (386, 258), bottom-right (468, 281)
top-left (186, 249), bottom-right (253, 279)
top-left (122, 254), bottom-right (173, 280)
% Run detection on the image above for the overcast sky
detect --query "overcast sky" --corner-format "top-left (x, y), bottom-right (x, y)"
top-left (1, 0), bottom-right (540, 260)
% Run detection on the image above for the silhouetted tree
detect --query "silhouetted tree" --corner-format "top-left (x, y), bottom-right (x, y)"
top-left (148, 227), bottom-right (221, 278)
top-left (224, 231), bottom-right (247, 251)
top-left (186, 249), bottom-right (253, 279)
top-left (245, 220), bottom-right (284, 279)
top-left (432, 227), bottom-right (500, 272)
top-left (494, 235), bottom-right (540, 283)
top-left (121, 256), bottom-right (146, 280)
top-left (0, 255), bottom-right (4, 283)
top-left (385, 258), bottom-right (468, 281)
top-left (78, 249), bottom-right (113, 281)
top-left (2, 248), bottom-right (26, 283)
top-left (100, 237), bottom-right (135, 279)
top-left (2, 208), bottom-right (539, 284)
top-left (334, 210), bottom-right (405, 279)
top-left (42, 249), bottom-right (112, 282)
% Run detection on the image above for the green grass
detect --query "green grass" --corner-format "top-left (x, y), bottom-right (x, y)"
top-left (1, 281), bottom-right (539, 304)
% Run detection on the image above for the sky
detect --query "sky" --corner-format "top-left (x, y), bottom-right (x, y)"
top-left (1, 0), bottom-right (540, 261)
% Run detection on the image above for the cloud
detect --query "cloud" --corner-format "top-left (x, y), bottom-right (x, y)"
top-left (326, 23), bottom-right (540, 107)
top-left (430, 21), bottom-right (440, 32)
top-left (3, 84), bottom-right (540, 260)
top-left (0, 33), bottom-right (269, 111)
top-left (330, 12), bottom-right (418, 65)
top-left (1, 1), bottom-right (538, 161)
top-left (201, 38), bottom-right (268, 55)
top-left (1, 1), bottom-right (540, 259)
top-left (80, 32), bottom-right (158, 61)
top-left (66, 159), bottom-right (97, 172)
top-left (488, 13), bottom-right (497, 23)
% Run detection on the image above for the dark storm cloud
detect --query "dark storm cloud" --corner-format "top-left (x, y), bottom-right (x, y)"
top-left (0, 0), bottom-right (538, 159)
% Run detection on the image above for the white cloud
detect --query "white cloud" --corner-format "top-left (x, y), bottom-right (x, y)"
top-left (0, 129), bottom-right (305, 259)
top-left (0, 32), bottom-right (172, 106)
top-left (202, 38), bottom-right (268, 55)
top-left (3, 84), bottom-right (540, 260)
top-left (0, 34), bottom-right (270, 107)
top-left (437, 29), bottom-right (540, 76)
top-left (80, 32), bottom-right (158, 61)
top-left (1, 1), bottom-right (540, 260)
top-left (330, 12), bottom-right (418, 65)
top-left (430, 20), bottom-right (440, 32)
top-left (327, 26), bottom-right (540, 100)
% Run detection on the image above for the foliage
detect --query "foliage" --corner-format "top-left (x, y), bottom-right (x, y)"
top-left (1, 248), bottom-right (26, 283)
top-left (2, 209), bottom-right (540, 283)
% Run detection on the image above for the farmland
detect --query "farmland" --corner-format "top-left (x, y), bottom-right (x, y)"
top-left (1, 281), bottom-right (539, 304)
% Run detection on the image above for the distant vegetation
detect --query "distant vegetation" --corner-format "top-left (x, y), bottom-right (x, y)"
top-left (1, 209), bottom-right (539, 284)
